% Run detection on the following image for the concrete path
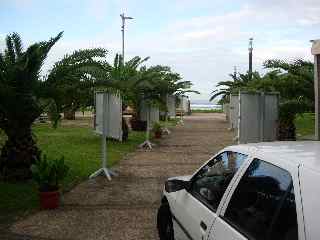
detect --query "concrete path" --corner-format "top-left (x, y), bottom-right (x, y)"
top-left (9, 113), bottom-right (233, 240)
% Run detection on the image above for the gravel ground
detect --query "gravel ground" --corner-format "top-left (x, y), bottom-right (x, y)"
top-left (8, 113), bottom-right (233, 240)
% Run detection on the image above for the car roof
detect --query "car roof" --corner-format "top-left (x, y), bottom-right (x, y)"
top-left (225, 141), bottom-right (320, 172)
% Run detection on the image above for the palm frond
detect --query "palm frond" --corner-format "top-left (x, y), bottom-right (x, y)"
top-left (216, 81), bottom-right (234, 87)
top-left (209, 90), bottom-right (229, 102)
top-left (5, 35), bottom-right (15, 64)
top-left (11, 32), bottom-right (23, 57)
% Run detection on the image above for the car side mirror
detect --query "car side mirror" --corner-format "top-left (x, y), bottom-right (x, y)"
top-left (165, 179), bottom-right (191, 193)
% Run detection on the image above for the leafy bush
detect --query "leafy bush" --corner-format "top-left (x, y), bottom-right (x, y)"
top-left (278, 99), bottom-right (309, 140)
top-left (30, 155), bottom-right (69, 192)
top-left (152, 122), bottom-right (162, 133)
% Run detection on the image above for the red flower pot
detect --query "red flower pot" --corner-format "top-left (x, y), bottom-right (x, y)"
top-left (39, 191), bottom-right (60, 209)
top-left (155, 131), bottom-right (162, 139)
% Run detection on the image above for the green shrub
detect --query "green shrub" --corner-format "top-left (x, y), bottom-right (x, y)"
top-left (152, 122), bottom-right (162, 133)
top-left (30, 155), bottom-right (69, 192)
top-left (278, 99), bottom-right (309, 140)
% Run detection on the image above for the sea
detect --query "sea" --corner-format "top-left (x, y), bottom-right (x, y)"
top-left (190, 100), bottom-right (222, 110)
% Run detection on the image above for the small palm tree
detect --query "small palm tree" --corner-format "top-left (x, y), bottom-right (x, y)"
top-left (209, 71), bottom-right (261, 103)
top-left (0, 32), bottom-right (62, 180)
top-left (45, 48), bottom-right (109, 120)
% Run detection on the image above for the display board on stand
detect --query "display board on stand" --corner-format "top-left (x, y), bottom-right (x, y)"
top-left (177, 96), bottom-right (190, 125)
top-left (91, 91), bottom-right (121, 180)
top-left (162, 95), bottom-right (176, 135)
top-left (140, 101), bottom-right (159, 125)
top-left (95, 92), bottom-right (123, 141)
top-left (229, 94), bottom-right (239, 130)
top-left (178, 96), bottom-right (190, 114)
top-left (139, 101), bottom-right (159, 149)
top-left (227, 92), bottom-right (279, 144)
top-left (167, 95), bottom-right (176, 118)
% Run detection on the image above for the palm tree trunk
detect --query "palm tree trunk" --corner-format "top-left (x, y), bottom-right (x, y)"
top-left (0, 128), bottom-right (40, 180)
top-left (278, 120), bottom-right (296, 141)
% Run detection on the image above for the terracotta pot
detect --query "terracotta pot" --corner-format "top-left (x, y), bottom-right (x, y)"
top-left (39, 191), bottom-right (60, 209)
top-left (155, 131), bottom-right (162, 139)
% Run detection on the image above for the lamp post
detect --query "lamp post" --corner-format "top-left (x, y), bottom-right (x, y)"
top-left (248, 38), bottom-right (253, 80)
top-left (311, 39), bottom-right (320, 140)
top-left (120, 13), bottom-right (133, 64)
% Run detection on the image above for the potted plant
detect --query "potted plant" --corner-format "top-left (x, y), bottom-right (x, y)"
top-left (152, 122), bottom-right (163, 139)
top-left (30, 155), bottom-right (69, 209)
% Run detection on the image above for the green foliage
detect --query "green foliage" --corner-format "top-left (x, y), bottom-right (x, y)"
top-left (210, 71), bottom-right (261, 103)
top-left (0, 32), bottom-right (63, 131)
top-left (295, 113), bottom-right (315, 138)
top-left (30, 154), bottom-right (69, 191)
top-left (279, 99), bottom-right (309, 123)
top-left (44, 48), bottom-right (109, 115)
top-left (210, 58), bottom-right (314, 140)
top-left (262, 59), bottom-right (314, 109)
top-left (152, 122), bottom-right (162, 133)
top-left (0, 32), bottom-right (63, 178)
top-left (0, 124), bottom-right (145, 223)
top-left (104, 55), bottom-right (198, 119)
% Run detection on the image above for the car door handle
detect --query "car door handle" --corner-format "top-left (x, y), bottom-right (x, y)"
top-left (200, 221), bottom-right (207, 231)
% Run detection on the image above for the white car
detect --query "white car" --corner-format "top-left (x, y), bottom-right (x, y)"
top-left (157, 141), bottom-right (320, 240)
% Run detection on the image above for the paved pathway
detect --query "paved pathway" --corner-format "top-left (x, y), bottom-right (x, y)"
top-left (8, 113), bottom-right (233, 240)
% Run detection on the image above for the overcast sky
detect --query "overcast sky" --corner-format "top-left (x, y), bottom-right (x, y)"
top-left (1, 0), bottom-right (319, 101)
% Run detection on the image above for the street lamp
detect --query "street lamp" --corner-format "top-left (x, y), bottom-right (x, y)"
top-left (248, 38), bottom-right (253, 80)
top-left (120, 13), bottom-right (133, 64)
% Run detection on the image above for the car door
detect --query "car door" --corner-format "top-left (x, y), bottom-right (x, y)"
top-left (209, 158), bottom-right (301, 240)
top-left (171, 151), bottom-right (248, 240)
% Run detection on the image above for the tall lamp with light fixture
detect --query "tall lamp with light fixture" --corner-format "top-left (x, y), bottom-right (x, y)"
top-left (120, 13), bottom-right (133, 63)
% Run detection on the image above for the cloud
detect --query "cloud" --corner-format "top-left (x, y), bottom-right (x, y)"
top-left (5, 0), bottom-right (317, 101)
top-left (250, 0), bottom-right (320, 26)
top-left (0, 34), bottom-right (6, 50)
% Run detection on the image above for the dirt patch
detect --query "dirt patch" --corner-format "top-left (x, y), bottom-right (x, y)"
top-left (9, 113), bottom-right (233, 240)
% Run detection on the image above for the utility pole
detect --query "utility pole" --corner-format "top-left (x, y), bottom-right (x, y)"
top-left (311, 39), bottom-right (320, 140)
top-left (120, 13), bottom-right (133, 64)
top-left (248, 38), bottom-right (253, 80)
top-left (234, 66), bottom-right (237, 78)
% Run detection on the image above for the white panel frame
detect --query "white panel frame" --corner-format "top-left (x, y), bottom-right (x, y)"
top-left (95, 92), bottom-right (122, 141)
top-left (230, 92), bottom-right (279, 144)
top-left (167, 95), bottom-right (176, 118)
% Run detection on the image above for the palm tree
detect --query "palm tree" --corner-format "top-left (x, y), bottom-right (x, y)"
top-left (44, 48), bottom-right (109, 120)
top-left (98, 54), bottom-right (150, 136)
top-left (142, 65), bottom-right (199, 112)
top-left (263, 59), bottom-right (313, 140)
top-left (106, 54), bottom-right (149, 93)
top-left (0, 32), bottom-right (62, 180)
top-left (209, 72), bottom-right (260, 103)
top-left (263, 59), bottom-right (314, 108)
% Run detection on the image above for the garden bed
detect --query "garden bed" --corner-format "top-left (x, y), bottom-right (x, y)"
top-left (0, 121), bottom-right (145, 225)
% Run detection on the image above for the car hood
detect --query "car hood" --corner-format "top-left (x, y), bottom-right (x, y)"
top-left (168, 175), bottom-right (192, 181)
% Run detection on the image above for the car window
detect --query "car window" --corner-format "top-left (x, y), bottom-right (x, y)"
top-left (190, 151), bottom-right (247, 211)
top-left (223, 159), bottom-right (298, 240)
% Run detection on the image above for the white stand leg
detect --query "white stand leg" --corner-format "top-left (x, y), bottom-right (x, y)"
top-left (139, 140), bottom-right (155, 149)
top-left (163, 114), bottom-right (171, 135)
top-left (89, 168), bottom-right (117, 181)
top-left (139, 107), bottom-right (155, 150)
top-left (178, 111), bottom-right (184, 125)
top-left (162, 127), bottom-right (171, 134)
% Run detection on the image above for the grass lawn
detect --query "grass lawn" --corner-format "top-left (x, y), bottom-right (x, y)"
top-left (160, 118), bottom-right (179, 127)
top-left (0, 122), bottom-right (145, 224)
top-left (295, 113), bottom-right (315, 139)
